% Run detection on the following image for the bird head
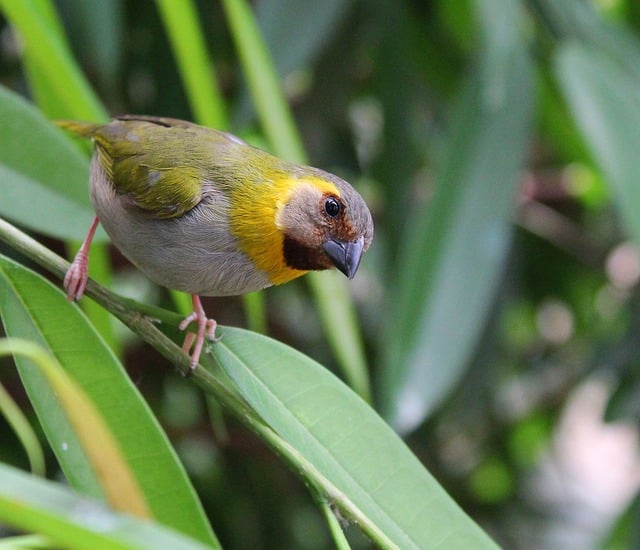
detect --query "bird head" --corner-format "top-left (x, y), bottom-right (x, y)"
top-left (276, 171), bottom-right (374, 279)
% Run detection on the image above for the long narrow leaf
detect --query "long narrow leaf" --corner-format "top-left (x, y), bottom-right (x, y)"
top-left (0, 86), bottom-right (101, 241)
top-left (0, 463), bottom-right (211, 550)
top-left (555, 42), bottom-right (640, 244)
top-left (0, 254), bottom-right (220, 547)
top-left (382, 0), bottom-right (534, 431)
top-left (0, 0), bottom-right (117, 350)
top-left (0, 338), bottom-right (150, 519)
top-left (213, 327), bottom-right (497, 549)
top-left (221, 0), bottom-right (305, 162)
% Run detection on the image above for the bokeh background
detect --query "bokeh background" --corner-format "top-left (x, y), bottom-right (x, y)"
top-left (2, 1), bottom-right (640, 548)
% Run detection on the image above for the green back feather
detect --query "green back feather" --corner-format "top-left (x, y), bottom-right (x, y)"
top-left (56, 116), bottom-right (299, 219)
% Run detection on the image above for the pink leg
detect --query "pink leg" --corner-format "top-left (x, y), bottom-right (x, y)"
top-left (64, 215), bottom-right (100, 301)
top-left (179, 294), bottom-right (221, 370)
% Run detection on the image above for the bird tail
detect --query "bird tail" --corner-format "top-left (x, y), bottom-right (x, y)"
top-left (54, 120), bottom-right (102, 138)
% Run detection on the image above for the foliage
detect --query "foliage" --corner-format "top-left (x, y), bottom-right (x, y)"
top-left (1, 0), bottom-right (640, 548)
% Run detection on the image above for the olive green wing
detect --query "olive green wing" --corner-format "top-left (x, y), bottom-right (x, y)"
top-left (58, 116), bottom-right (257, 219)
top-left (92, 118), bottom-right (210, 219)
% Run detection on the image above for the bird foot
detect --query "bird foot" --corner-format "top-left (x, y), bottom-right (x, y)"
top-left (179, 297), bottom-right (222, 372)
top-left (64, 215), bottom-right (99, 302)
top-left (64, 250), bottom-right (89, 301)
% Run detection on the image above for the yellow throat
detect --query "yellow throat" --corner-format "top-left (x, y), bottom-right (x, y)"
top-left (229, 174), bottom-right (340, 285)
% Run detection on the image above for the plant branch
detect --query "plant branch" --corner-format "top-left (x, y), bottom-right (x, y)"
top-left (0, 216), bottom-right (395, 549)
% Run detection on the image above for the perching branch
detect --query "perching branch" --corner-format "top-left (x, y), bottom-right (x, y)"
top-left (0, 216), bottom-right (395, 550)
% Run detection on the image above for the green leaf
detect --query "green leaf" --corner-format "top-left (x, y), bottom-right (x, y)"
top-left (255, 0), bottom-right (353, 78)
top-left (20, 0), bottom-right (79, 119)
top-left (0, 255), bottom-right (220, 547)
top-left (1, 1), bottom-right (117, 353)
top-left (0, 338), bottom-right (151, 519)
top-left (0, 338), bottom-right (151, 518)
top-left (0, 85), bottom-right (105, 242)
top-left (0, 463), bottom-right (212, 550)
top-left (212, 327), bottom-right (497, 549)
top-left (0, 0), bottom-right (107, 120)
top-left (533, 0), bottom-right (640, 81)
top-left (555, 41), bottom-right (640, 243)
top-left (382, 0), bottom-right (534, 431)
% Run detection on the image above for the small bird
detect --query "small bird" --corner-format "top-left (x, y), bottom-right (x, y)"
top-left (58, 116), bottom-right (374, 369)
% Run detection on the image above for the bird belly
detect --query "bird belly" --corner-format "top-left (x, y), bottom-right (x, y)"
top-left (89, 154), bottom-right (272, 296)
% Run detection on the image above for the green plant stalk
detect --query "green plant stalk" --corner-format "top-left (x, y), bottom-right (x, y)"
top-left (0, 216), bottom-right (396, 549)
top-left (311, 271), bottom-right (372, 401)
top-left (154, 0), bottom-right (219, 317)
top-left (0, 382), bottom-right (46, 477)
top-left (220, 0), bottom-right (305, 163)
top-left (242, 291), bottom-right (267, 335)
top-left (155, 0), bottom-right (266, 333)
top-left (318, 497), bottom-right (352, 550)
top-left (155, 0), bottom-right (228, 129)
top-left (220, 0), bottom-right (371, 402)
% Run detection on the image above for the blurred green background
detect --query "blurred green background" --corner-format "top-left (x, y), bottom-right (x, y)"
top-left (2, 0), bottom-right (640, 548)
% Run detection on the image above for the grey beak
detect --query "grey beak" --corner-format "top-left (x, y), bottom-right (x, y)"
top-left (322, 236), bottom-right (365, 279)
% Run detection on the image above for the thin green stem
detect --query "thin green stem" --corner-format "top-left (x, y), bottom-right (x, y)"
top-left (0, 382), bottom-right (46, 477)
top-left (318, 497), bottom-right (352, 550)
top-left (220, 0), bottom-right (306, 163)
top-left (220, 0), bottom-right (372, 402)
top-left (155, 0), bottom-right (228, 129)
top-left (242, 291), bottom-right (267, 334)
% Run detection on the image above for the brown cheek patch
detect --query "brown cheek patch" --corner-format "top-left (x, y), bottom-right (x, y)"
top-left (283, 236), bottom-right (333, 271)
top-left (332, 218), bottom-right (360, 242)
top-left (319, 196), bottom-right (360, 242)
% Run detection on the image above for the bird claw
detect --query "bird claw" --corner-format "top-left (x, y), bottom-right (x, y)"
top-left (179, 298), bottom-right (222, 373)
top-left (64, 251), bottom-right (89, 301)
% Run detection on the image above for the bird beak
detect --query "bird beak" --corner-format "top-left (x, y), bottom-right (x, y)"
top-left (322, 236), bottom-right (365, 279)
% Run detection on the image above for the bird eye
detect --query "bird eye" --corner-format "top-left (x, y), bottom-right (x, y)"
top-left (324, 197), bottom-right (341, 218)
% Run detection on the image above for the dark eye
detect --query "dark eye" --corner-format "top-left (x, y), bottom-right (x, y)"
top-left (324, 197), bottom-right (341, 218)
